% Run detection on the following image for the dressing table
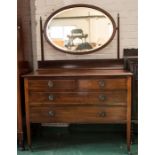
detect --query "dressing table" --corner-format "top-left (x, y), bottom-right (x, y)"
top-left (23, 4), bottom-right (132, 154)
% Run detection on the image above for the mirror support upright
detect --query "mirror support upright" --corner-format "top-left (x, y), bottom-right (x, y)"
top-left (40, 17), bottom-right (45, 62)
top-left (117, 13), bottom-right (120, 60)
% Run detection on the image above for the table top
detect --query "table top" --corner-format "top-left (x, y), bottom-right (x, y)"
top-left (23, 68), bottom-right (132, 78)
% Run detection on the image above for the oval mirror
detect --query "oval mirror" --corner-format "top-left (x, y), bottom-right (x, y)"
top-left (44, 4), bottom-right (116, 54)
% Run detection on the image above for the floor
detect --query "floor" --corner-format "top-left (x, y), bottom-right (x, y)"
top-left (17, 124), bottom-right (138, 155)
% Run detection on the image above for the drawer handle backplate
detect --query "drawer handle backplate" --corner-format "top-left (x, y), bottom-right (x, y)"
top-left (48, 80), bottom-right (53, 88)
top-left (99, 95), bottom-right (105, 101)
top-left (48, 111), bottom-right (55, 117)
top-left (48, 94), bottom-right (54, 101)
top-left (99, 112), bottom-right (106, 117)
top-left (99, 80), bottom-right (105, 87)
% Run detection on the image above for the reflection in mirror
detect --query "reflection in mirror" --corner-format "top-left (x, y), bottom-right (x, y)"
top-left (45, 7), bottom-right (116, 54)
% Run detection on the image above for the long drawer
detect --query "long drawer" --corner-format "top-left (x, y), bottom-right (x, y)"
top-left (30, 106), bottom-right (127, 123)
top-left (29, 91), bottom-right (127, 106)
top-left (28, 78), bottom-right (127, 92)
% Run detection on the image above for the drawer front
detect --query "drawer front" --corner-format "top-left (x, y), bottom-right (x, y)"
top-left (77, 78), bottom-right (127, 91)
top-left (29, 91), bottom-right (127, 106)
top-left (30, 106), bottom-right (127, 123)
top-left (28, 78), bottom-right (127, 92)
top-left (28, 79), bottom-right (76, 91)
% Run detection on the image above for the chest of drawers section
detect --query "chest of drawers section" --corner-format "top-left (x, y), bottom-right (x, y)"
top-left (24, 75), bottom-right (132, 151)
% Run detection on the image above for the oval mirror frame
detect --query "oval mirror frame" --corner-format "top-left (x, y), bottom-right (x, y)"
top-left (44, 4), bottom-right (117, 55)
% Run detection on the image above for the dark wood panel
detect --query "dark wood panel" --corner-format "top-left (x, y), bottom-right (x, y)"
top-left (38, 59), bottom-right (124, 69)
top-left (124, 49), bottom-right (138, 122)
top-left (17, 0), bottom-right (33, 67)
top-left (29, 91), bottom-right (127, 106)
top-left (124, 48), bottom-right (138, 57)
top-left (30, 106), bottom-right (127, 123)
top-left (17, 0), bottom-right (33, 149)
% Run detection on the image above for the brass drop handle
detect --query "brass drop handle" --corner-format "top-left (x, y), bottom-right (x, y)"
top-left (99, 95), bottom-right (105, 101)
top-left (99, 112), bottom-right (106, 117)
top-left (48, 80), bottom-right (53, 88)
top-left (99, 80), bottom-right (105, 87)
top-left (48, 111), bottom-right (55, 117)
top-left (48, 94), bottom-right (54, 101)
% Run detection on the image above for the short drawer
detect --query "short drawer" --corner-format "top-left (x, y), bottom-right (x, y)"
top-left (30, 106), bottom-right (127, 123)
top-left (29, 91), bottom-right (127, 106)
top-left (77, 78), bottom-right (127, 91)
top-left (28, 79), bottom-right (76, 91)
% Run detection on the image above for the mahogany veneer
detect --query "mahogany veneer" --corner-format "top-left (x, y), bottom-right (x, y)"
top-left (23, 68), bottom-right (132, 152)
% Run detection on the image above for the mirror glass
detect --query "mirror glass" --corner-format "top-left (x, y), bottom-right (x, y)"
top-left (45, 6), bottom-right (116, 54)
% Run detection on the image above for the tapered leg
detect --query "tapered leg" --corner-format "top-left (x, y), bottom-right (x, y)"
top-left (18, 132), bottom-right (25, 150)
top-left (127, 121), bottom-right (131, 152)
top-left (26, 122), bottom-right (31, 149)
top-left (127, 77), bottom-right (132, 153)
top-left (24, 79), bottom-right (32, 149)
top-left (131, 122), bottom-right (138, 144)
top-left (17, 72), bottom-right (25, 150)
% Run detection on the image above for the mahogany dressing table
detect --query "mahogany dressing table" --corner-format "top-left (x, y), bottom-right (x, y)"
top-left (23, 4), bottom-right (133, 154)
